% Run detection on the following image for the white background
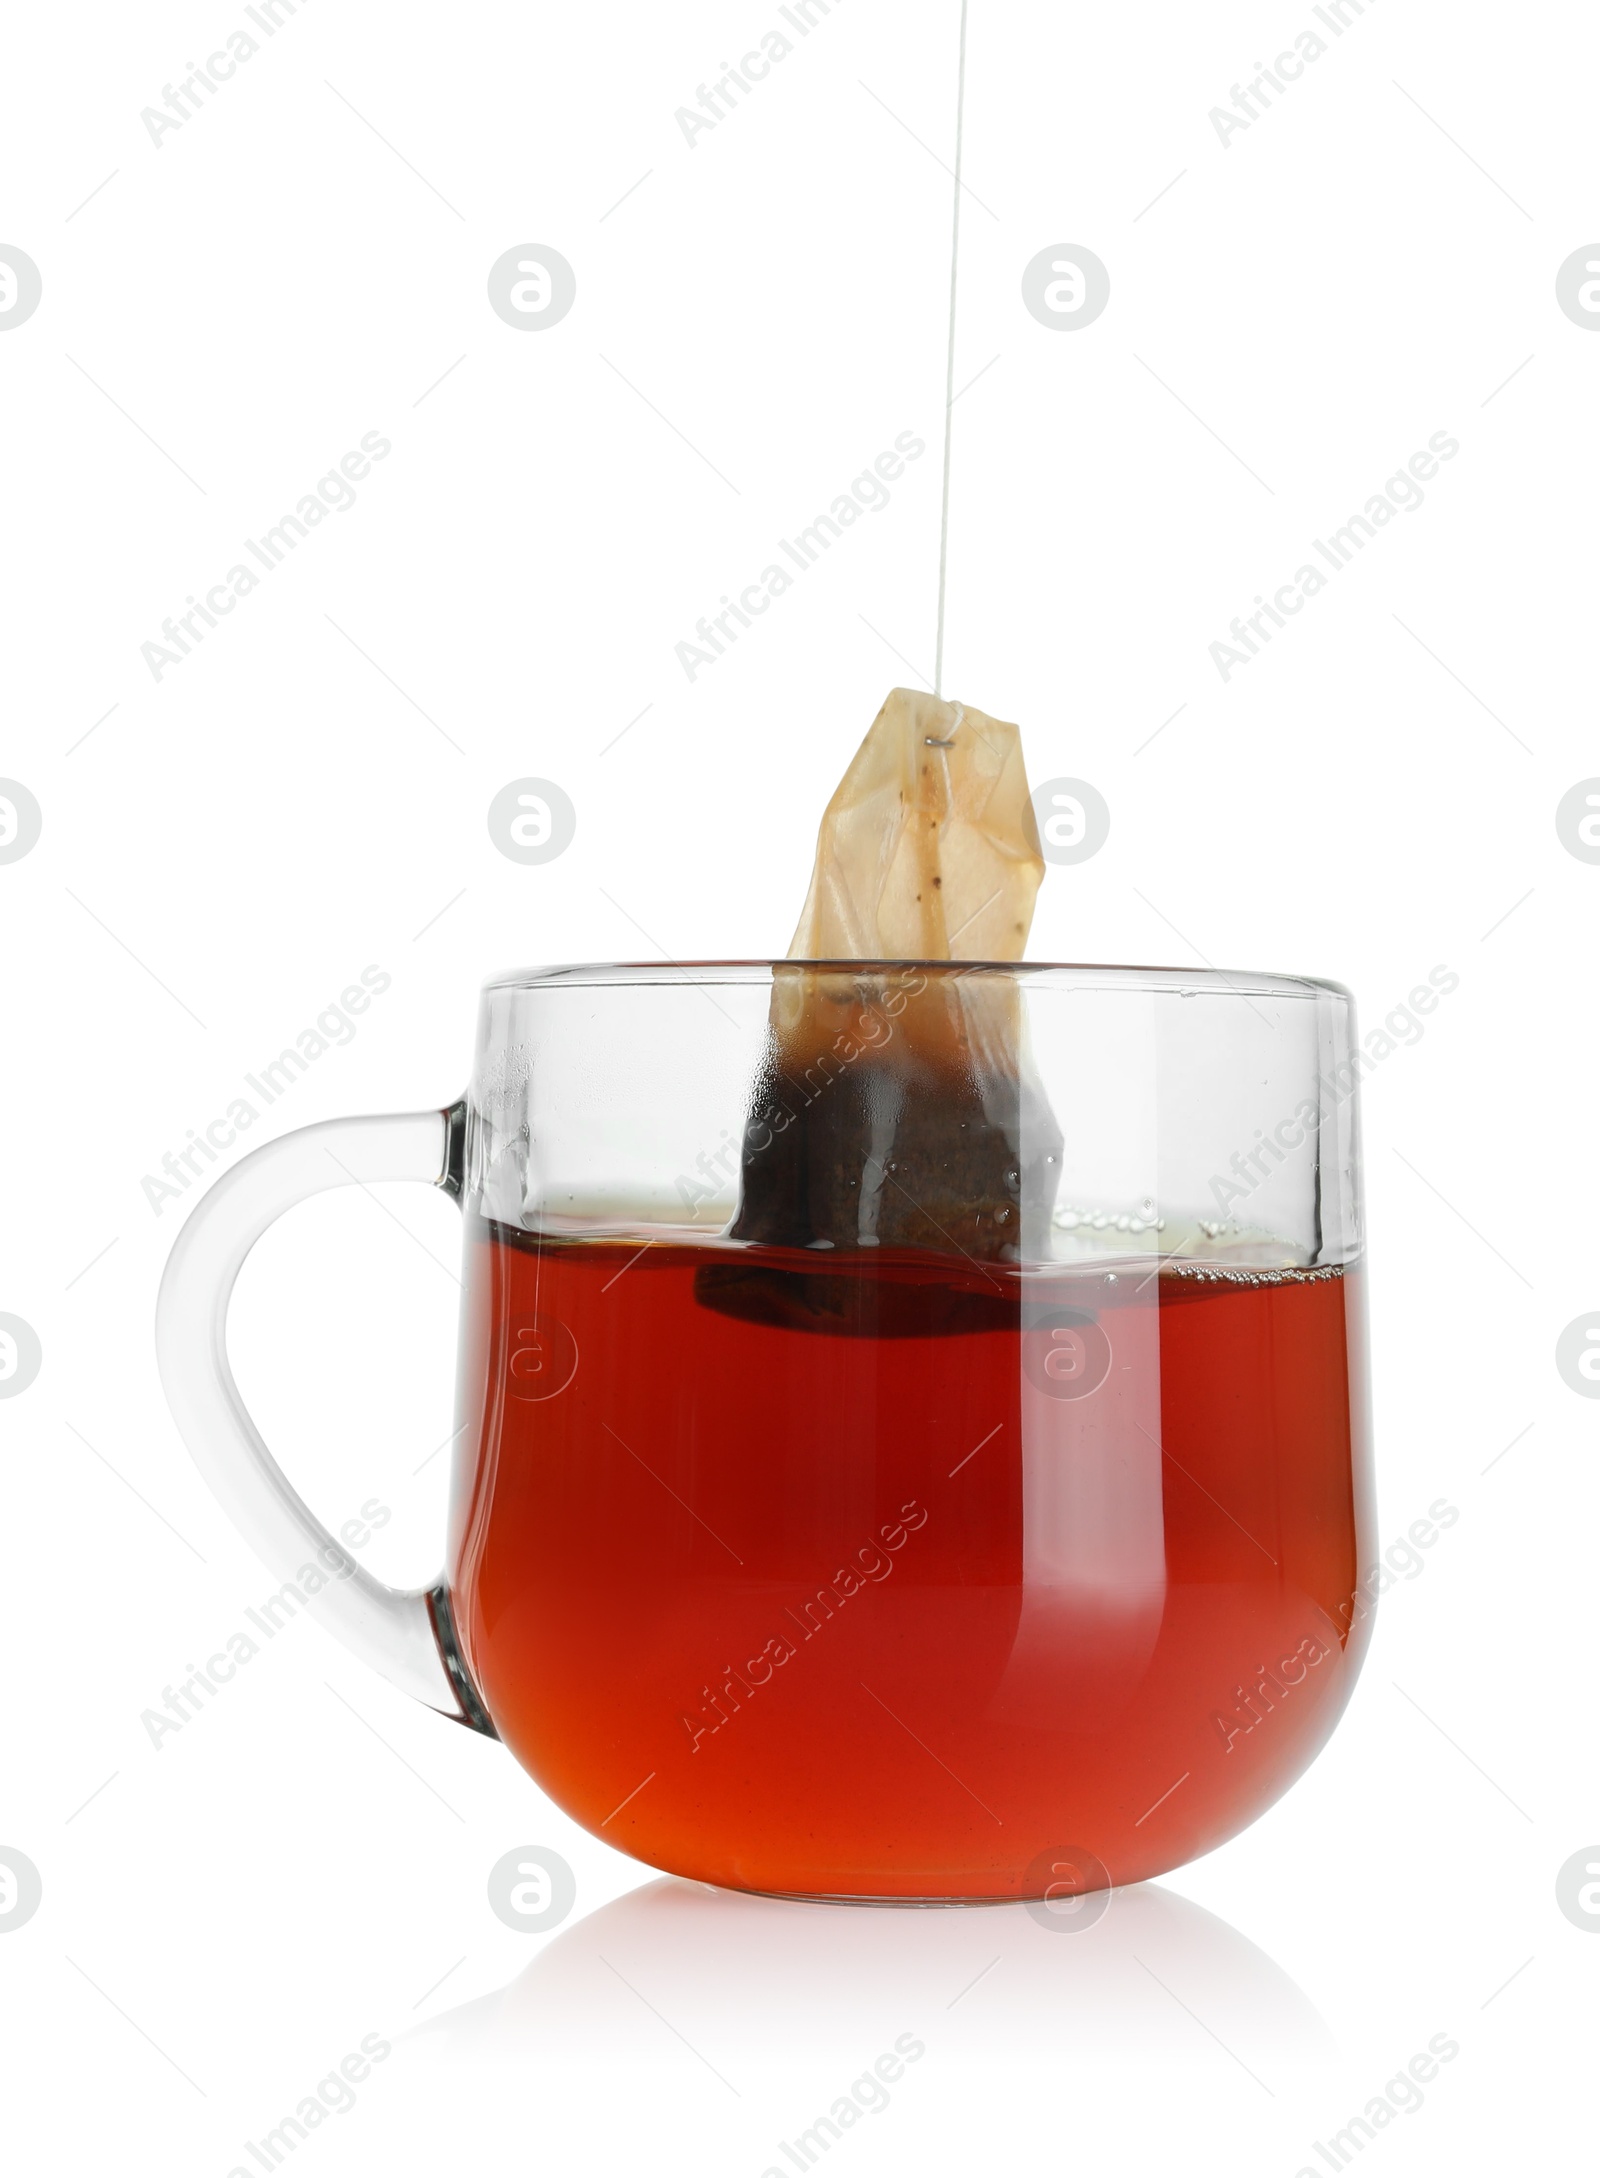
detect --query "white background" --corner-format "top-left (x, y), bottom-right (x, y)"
top-left (2, 0), bottom-right (1596, 2170)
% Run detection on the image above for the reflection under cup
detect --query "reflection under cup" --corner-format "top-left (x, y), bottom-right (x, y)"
top-left (410, 1875), bottom-right (1334, 2078)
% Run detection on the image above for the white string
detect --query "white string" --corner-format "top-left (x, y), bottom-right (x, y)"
top-left (933, 0), bottom-right (970, 702)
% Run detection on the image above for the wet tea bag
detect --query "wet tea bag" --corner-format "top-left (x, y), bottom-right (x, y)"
top-left (722, 689), bottom-right (1062, 1280)
top-left (785, 685), bottom-right (1043, 963)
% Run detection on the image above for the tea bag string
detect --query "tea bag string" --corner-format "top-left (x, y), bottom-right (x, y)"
top-left (933, 0), bottom-right (970, 702)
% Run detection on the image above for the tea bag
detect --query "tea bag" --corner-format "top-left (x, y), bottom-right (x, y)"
top-left (785, 685), bottom-right (1043, 963)
top-left (721, 689), bottom-right (1062, 1278)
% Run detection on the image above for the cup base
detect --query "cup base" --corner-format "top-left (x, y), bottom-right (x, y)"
top-left (720, 1886), bottom-right (1050, 1910)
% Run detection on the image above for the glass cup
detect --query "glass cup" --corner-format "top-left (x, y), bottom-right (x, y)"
top-left (157, 960), bottom-right (1374, 1903)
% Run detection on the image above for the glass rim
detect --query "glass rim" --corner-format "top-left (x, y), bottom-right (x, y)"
top-left (480, 958), bottom-right (1353, 1002)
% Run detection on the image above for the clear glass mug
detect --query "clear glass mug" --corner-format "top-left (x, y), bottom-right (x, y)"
top-left (157, 961), bottom-right (1374, 1904)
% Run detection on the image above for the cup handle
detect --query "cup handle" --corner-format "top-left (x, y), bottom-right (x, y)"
top-left (155, 1103), bottom-right (494, 1734)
